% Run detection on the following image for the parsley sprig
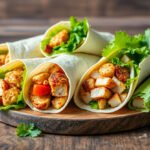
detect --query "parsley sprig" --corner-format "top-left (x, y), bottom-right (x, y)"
top-left (16, 123), bottom-right (42, 137)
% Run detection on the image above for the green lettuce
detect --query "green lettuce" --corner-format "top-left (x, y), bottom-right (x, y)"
top-left (128, 77), bottom-right (150, 112)
top-left (89, 101), bottom-right (98, 109)
top-left (41, 16), bottom-right (89, 55)
top-left (102, 29), bottom-right (150, 88)
top-left (102, 30), bottom-right (150, 58)
top-left (0, 68), bottom-right (26, 110)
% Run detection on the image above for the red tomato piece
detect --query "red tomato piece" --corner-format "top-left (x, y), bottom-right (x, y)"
top-left (32, 84), bottom-right (51, 96)
top-left (45, 45), bottom-right (53, 54)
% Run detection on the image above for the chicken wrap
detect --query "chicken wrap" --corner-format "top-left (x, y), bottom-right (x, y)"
top-left (40, 17), bottom-right (113, 57)
top-left (24, 53), bottom-right (100, 113)
top-left (0, 58), bottom-right (50, 110)
top-left (0, 35), bottom-right (43, 67)
top-left (74, 29), bottom-right (150, 113)
top-left (128, 77), bottom-right (150, 112)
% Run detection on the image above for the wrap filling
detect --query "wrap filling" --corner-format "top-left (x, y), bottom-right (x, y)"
top-left (41, 17), bottom-right (89, 55)
top-left (78, 29), bottom-right (150, 110)
top-left (79, 55), bottom-right (131, 109)
top-left (0, 66), bottom-right (26, 110)
top-left (30, 64), bottom-right (69, 110)
top-left (0, 53), bottom-right (9, 66)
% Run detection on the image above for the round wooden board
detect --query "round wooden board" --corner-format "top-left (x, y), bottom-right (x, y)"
top-left (0, 102), bottom-right (150, 135)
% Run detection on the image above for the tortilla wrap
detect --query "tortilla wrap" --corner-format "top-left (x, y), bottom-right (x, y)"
top-left (0, 57), bottom-right (51, 110)
top-left (128, 77), bottom-right (150, 112)
top-left (74, 54), bottom-right (150, 113)
top-left (40, 21), bottom-right (114, 57)
top-left (0, 35), bottom-right (43, 62)
top-left (24, 53), bottom-right (100, 113)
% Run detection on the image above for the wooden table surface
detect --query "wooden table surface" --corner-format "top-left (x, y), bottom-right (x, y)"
top-left (0, 17), bottom-right (150, 150)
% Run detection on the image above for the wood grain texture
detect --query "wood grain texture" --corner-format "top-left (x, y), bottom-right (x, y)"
top-left (0, 102), bottom-right (150, 135)
top-left (0, 122), bottom-right (150, 150)
top-left (0, 0), bottom-right (150, 19)
top-left (0, 17), bottom-right (150, 43)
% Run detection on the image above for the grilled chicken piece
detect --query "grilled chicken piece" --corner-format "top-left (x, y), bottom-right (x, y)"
top-left (112, 77), bottom-right (126, 94)
top-left (95, 77), bottom-right (116, 89)
top-left (0, 54), bottom-right (7, 66)
top-left (99, 63), bottom-right (115, 78)
top-left (52, 97), bottom-right (67, 109)
top-left (31, 95), bottom-right (50, 110)
top-left (115, 65), bottom-right (130, 83)
top-left (49, 72), bottom-right (68, 97)
top-left (4, 68), bottom-right (24, 88)
top-left (108, 93), bottom-right (122, 108)
top-left (49, 64), bottom-right (64, 74)
top-left (91, 87), bottom-right (111, 100)
top-left (132, 97), bottom-right (144, 109)
top-left (0, 79), bottom-right (9, 96)
top-left (82, 78), bottom-right (95, 91)
top-left (79, 87), bottom-right (92, 104)
top-left (120, 93), bottom-right (128, 102)
top-left (32, 72), bottom-right (50, 85)
top-left (2, 87), bottom-right (20, 106)
top-left (90, 71), bottom-right (100, 79)
top-left (51, 83), bottom-right (68, 97)
top-left (49, 29), bottom-right (69, 48)
top-left (98, 99), bottom-right (107, 109)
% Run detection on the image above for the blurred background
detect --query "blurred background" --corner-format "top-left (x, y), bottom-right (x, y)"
top-left (0, 0), bottom-right (150, 18)
top-left (0, 0), bottom-right (150, 42)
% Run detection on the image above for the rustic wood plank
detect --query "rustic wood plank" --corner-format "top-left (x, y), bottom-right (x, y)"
top-left (0, 122), bottom-right (149, 150)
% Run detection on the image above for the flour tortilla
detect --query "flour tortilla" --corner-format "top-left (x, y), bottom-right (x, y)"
top-left (40, 21), bottom-right (114, 57)
top-left (24, 53), bottom-right (100, 113)
top-left (1, 57), bottom-right (51, 79)
top-left (74, 55), bottom-right (150, 113)
top-left (0, 35), bottom-right (44, 63)
top-left (0, 57), bottom-right (51, 110)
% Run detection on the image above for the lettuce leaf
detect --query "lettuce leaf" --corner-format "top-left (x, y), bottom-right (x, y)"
top-left (89, 101), bottom-right (98, 109)
top-left (41, 38), bottom-right (50, 51)
top-left (42, 16), bottom-right (89, 55)
top-left (128, 77), bottom-right (150, 112)
top-left (102, 30), bottom-right (150, 60)
top-left (0, 68), bottom-right (26, 111)
top-left (103, 29), bottom-right (150, 88)
top-left (110, 57), bottom-right (131, 68)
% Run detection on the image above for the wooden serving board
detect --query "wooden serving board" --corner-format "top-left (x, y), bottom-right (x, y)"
top-left (0, 101), bottom-right (150, 135)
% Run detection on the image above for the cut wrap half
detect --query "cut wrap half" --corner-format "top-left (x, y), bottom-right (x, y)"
top-left (24, 54), bottom-right (100, 113)
top-left (128, 77), bottom-right (150, 112)
top-left (40, 16), bottom-right (113, 57)
top-left (74, 29), bottom-right (150, 113)
top-left (0, 58), bottom-right (51, 110)
top-left (0, 35), bottom-right (43, 67)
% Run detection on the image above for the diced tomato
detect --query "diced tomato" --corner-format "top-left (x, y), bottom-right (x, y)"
top-left (32, 84), bottom-right (51, 96)
top-left (45, 45), bottom-right (52, 54)
top-left (0, 97), bottom-right (3, 105)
